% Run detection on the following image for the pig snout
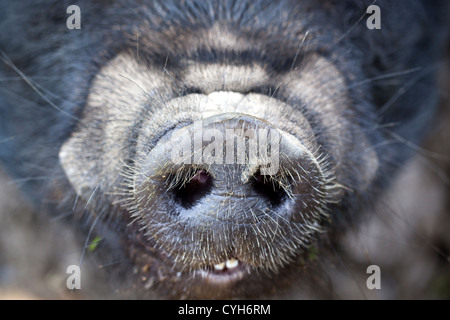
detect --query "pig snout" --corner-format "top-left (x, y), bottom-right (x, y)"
top-left (126, 112), bottom-right (336, 271)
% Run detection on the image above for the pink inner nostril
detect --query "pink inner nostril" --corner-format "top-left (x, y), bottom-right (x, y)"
top-left (252, 170), bottom-right (286, 207)
top-left (191, 170), bottom-right (210, 185)
top-left (171, 169), bottom-right (213, 209)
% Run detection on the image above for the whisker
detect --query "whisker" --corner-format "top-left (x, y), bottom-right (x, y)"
top-left (0, 136), bottom-right (15, 144)
top-left (119, 74), bottom-right (152, 100)
top-left (345, 67), bottom-right (423, 90)
top-left (377, 65), bottom-right (436, 115)
top-left (50, 211), bottom-right (75, 222)
top-left (78, 208), bottom-right (105, 268)
top-left (381, 127), bottom-right (450, 161)
top-left (0, 49), bottom-right (79, 121)
top-left (97, 259), bottom-right (129, 269)
top-left (289, 30), bottom-right (310, 73)
top-left (85, 183), bottom-right (101, 210)
top-left (328, 0), bottom-right (377, 50)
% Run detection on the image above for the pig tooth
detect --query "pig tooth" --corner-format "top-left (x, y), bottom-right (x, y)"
top-left (214, 262), bottom-right (225, 271)
top-left (225, 259), bottom-right (239, 269)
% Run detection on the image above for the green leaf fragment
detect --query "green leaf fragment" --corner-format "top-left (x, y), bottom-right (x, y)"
top-left (88, 236), bottom-right (102, 252)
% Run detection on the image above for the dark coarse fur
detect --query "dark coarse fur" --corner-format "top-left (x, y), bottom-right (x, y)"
top-left (0, 0), bottom-right (449, 299)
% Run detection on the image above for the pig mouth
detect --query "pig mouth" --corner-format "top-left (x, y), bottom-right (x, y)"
top-left (198, 258), bottom-right (247, 284)
top-left (128, 225), bottom-right (251, 288)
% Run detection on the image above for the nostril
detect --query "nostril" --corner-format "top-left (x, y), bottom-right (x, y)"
top-left (191, 169), bottom-right (210, 185)
top-left (251, 170), bottom-right (287, 207)
top-left (170, 169), bottom-right (213, 209)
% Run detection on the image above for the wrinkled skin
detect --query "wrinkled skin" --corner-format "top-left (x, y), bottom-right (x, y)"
top-left (0, 0), bottom-right (448, 299)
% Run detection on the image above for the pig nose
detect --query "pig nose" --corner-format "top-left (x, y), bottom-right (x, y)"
top-left (166, 113), bottom-right (287, 217)
top-left (133, 113), bottom-right (327, 225)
